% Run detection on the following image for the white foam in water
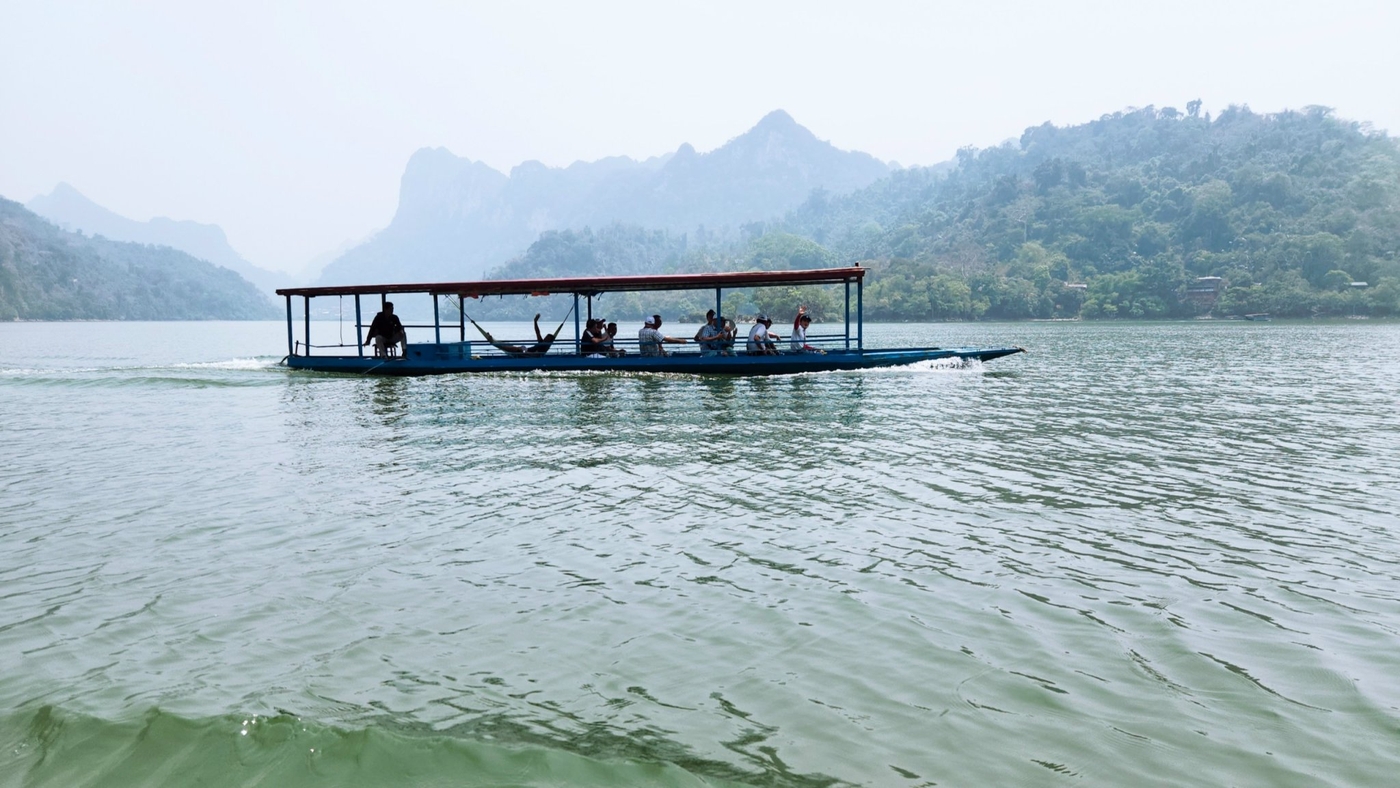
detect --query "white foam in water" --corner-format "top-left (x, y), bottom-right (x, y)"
top-left (167, 358), bottom-right (282, 371)
top-left (883, 357), bottom-right (983, 373)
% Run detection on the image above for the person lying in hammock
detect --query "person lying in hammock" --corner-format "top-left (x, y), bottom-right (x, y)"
top-left (480, 314), bottom-right (557, 355)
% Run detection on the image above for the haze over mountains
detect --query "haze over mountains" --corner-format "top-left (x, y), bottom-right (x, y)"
top-left (0, 197), bottom-right (277, 320)
top-left (319, 110), bottom-right (891, 285)
top-left (7, 103), bottom-right (1396, 321)
top-left (27, 183), bottom-right (294, 294)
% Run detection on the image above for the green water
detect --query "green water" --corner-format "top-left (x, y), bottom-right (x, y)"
top-left (2, 320), bottom-right (1398, 787)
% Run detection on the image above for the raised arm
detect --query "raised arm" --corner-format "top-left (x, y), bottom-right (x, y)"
top-left (533, 313), bottom-right (543, 342)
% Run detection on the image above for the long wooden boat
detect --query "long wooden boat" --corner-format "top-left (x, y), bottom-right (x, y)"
top-left (275, 267), bottom-right (1023, 376)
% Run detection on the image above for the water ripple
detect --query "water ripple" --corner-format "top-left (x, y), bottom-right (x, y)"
top-left (2, 320), bottom-right (1400, 785)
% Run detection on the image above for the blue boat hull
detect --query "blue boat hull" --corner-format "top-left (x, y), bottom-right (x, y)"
top-left (283, 345), bottom-right (1024, 376)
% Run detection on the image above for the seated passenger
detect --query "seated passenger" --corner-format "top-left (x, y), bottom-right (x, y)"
top-left (745, 314), bottom-right (780, 355)
top-left (694, 310), bottom-right (724, 356)
top-left (789, 307), bottom-right (823, 353)
top-left (581, 318), bottom-right (608, 356)
top-left (720, 317), bottom-right (737, 355)
top-left (603, 322), bottom-right (625, 355)
top-left (364, 301), bottom-right (407, 358)
top-left (638, 314), bottom-right (687, 357)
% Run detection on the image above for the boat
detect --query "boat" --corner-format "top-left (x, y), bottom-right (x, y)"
top-left (1244, 313), bottom-right (1272, 321)
top-left (275, 267), bottom-right (1024, 376)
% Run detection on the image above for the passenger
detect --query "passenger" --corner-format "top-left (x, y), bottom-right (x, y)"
top-left (746, 313), bottom-right (780, 355)
top-left (524, 314), bottom-right (557, 355)
top-left (789, 307), bottom-right (823, 353)
top-left (364, 301), bottom-right (408, 358)
top-left (581, 318), bottom-right (608, 356)
top-left (485, 313), bottom-right (556, 355)
top-left (694, 310), bottom-right (724, 356)
top-left (720, 317), bottom-right (737, 355)
top-left (604, 321), bottom-right (625, 356)
top-left (638, 314), bottom-right (687, 357)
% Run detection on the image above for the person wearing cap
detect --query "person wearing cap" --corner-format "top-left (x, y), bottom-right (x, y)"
top-left (746, 313), bottom-right (780, 355)
top-left (789, 306), bottom-right (822, 353)
top-left (638, 314), bottom-right (687, 356)
top-left (364, 301), bottom-right (407, 359)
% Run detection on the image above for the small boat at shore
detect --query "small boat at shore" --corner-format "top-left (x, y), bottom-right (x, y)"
top-left (275, 267), bottom-right (1024, 376)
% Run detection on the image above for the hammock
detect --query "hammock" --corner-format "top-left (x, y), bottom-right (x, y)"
top-left (461, 302), bottom-right (576, 355)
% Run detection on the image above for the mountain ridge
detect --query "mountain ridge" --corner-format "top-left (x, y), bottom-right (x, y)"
top-left (317, 110), bottom-right (890, 285)
top-left (0, 197), bottom-right (279, 320)
top-left (26, 184), bottom-right (291, 296)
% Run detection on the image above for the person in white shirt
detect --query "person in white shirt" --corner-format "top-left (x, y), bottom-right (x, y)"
top-left (746, 314), bottom-right (780, 355)
top-left (789, 307), bottom-right (822, 353)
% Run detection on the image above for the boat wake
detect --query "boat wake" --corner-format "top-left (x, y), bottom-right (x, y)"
top-left (0, 357), bottom-right (289, 388)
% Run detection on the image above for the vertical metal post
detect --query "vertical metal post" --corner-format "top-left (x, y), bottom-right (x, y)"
top-left (844, 280), bottom-right (851, 351)
top-left (857, 277), bottom-right (864, 351)
top-left (285, 295), bottom-right (294, 356)
top-left (355, 294), bottom-right (363, 357)
top-left (573, 293), bottom-right (581, 354)
top-left (459, 295), bottom-right (465, 343)
top-left (303, 296), bottom-right (311, 356)
top-left (433, 293), bottom-right (441, 346)
top-left (715, 288), bottom-right (722, 320)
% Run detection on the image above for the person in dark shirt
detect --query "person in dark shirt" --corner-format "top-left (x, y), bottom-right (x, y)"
top-left (364, 302), bottom-right (407, 358)
top-left (581, 318), bottom-right (609, 356)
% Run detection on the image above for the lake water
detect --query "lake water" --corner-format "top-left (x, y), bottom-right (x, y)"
top-left (2, 320), bottom-right (1398, 787)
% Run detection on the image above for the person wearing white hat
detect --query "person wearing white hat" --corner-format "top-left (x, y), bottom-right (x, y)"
top-left (638, 314), bottom-right (687, 356)
top-left (746, 313), bottom-right (780, 355)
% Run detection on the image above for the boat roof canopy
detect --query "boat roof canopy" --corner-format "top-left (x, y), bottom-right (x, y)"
top-left (276, 266), bottom-right (865, 299)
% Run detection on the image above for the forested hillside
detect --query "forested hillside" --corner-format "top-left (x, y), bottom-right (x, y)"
top-left (482, 105), bottom-right (1400, 323)
top-left (0, 199), bottom-right (279, 320)
top-left (27, 183), bottom-right (290, 295)
top-left (779, 104), bottom-right (1400, 319)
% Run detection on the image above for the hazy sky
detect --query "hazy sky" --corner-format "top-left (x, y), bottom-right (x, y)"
top-left (3, 0), bottom-right (1396, 273)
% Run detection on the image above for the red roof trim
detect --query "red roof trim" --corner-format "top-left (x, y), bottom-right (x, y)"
top-left (276, 266), bottom-right (865, 298)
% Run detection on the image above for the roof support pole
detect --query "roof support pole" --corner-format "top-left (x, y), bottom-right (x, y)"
top-left (285, 295), bottom-right (294, 356)
top-left (844, 280), bottom-right (851, 352)
top-left (573, 293), bottom-right (581, 354)
top-left (433, 294), bottom-right (441, 346)
top-left (857, 277), bottom-right (864, 351)
top-left (458, 296), bottom-right (465, 343)
top-left (355, 294), bottom-right (363, 357)
top-left (715, 288), bottom-right (722, 323)
top-left (303, 296), bottom-right (311, 357)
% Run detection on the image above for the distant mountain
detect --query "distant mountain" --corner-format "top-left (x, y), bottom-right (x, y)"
top-left (27, 183), bottom-right (290, 295)
top-left (0, 198), bottom-right (278, 320)
top-left (318, 110), bottom-right (891, 284)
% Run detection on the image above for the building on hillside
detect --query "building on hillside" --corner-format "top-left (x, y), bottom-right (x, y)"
top-left (1187, 276), bottom-right (1225, 306)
